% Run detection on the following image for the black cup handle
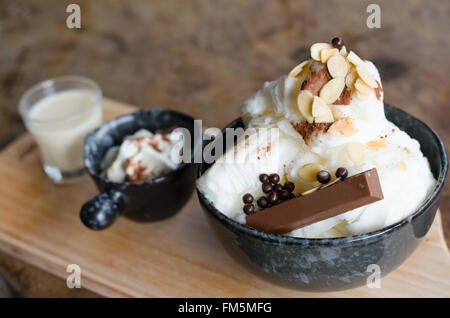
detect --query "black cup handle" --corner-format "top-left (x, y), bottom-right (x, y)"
top-left (80, 189), bottom-right (127, 230)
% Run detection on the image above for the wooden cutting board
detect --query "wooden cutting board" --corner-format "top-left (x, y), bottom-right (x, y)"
top-left (0, 98), bottom-right (448, 297)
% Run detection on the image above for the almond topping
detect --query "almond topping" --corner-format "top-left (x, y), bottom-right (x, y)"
top-left (301, 186), bottom-right (321, 195)
top-left (345, 70), bottom-right (358, 88)
top-left (311, 96), bottom-right (329, 117)
top-left (320, 177), bottom-right (340, 189)
top-left (319, 78), bottom-right (345, 104)
top-left (398, 161), bottom-right (407, 171)
top-left (313, 97), bottom-right (334, 123)
top-left (310, 43), bottom-right (334, 61)
top-left (354, 78), bottom-right (371, 95)
top-left (297, 90), bottom-right (315, 123)
top-left (367, 139), bottom-right (387, 150)
top-left (328, 117), bottom-right (358, 136)
top-left (320, 48), bottom-right (339, 63)
top-left (288, 60), bottom-right (310, 78)
top-left (330, 108), bottom-right (344, 120)
top-left (356, 64), bottom-right (377, 88)
top-left (347, 51), bottom-right (365, 66)
top-left (327, 55), bottom-right (349, 78)
top-left (298, 163), bottom-right (323, 183)
top-left (340, 46), bottom-right (348, 57)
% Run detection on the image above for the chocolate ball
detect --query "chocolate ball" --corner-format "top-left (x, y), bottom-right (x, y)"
top-left (283, 181), bottom-right (295, 192)
top-left (335, 167), bottom-right (348, 180)
top-left (262, 183), bottom-right (273, 194)
top-left (257, 197), bottom-right (268, 208)
top-left (243, 193), bottom-right (254, 204)
top-left (279, 189), bottom-right (290, 201)
top-left (267, 191), bottom-right (278, 204)
top-left (269, 173), bottom-right (280, 184)
top-left (331, 37), bottom-right (344, 48)
top-left (273, 184), bottom-right (283, 193)
top-left (316, 170), bottom-right (331, 184)
top-left (243, 204), bottom-right (255, 215)
top-left (259, 173), bottom-right (269, 183)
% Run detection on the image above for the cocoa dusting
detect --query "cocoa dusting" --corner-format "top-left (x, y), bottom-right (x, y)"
top-left (161, 133), bottom-right (171, 143)
top-left (333, 87), bottom-right (353, 105)
top-left (125, 158), bottom-right (149, 183)
top-left (292, 121), bottom-right (332, 144)
top-left (301, 64), bottom-right (331, 96)
top-left (374, 80), bottom-right (383, 100)
top-left (129, 136), bottom-right (146, 144)
top-left (148, 138), bottom-right (162, 152)
top-left (129, 136), bottom-right (163, 152)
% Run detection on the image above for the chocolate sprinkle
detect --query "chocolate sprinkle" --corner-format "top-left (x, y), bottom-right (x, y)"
top-left (259, 173), bottom-right (269, 183)
top-left (243, 204), bottom-right (255, 215)
top-left (243, 193), bottom-right (254, 204)
top-left (335, 167), bottom-right (348, 180)
top-left (331, 37), bottom-right (344, 49)
top-left (316, 170), bottom-right (331, 184)
top-left (262, 183), bottom-right (273, 194)
top-left (269, 173), bottom-right (280, 184)
top-left (257, 197), bottom-right (269, 208)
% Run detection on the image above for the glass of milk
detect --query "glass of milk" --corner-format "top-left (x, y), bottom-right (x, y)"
top-left (19, 76), bottom-right (102, 183)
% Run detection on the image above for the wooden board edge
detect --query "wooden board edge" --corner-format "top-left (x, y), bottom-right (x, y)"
top-left (0, 211), bottom-right (447, 298)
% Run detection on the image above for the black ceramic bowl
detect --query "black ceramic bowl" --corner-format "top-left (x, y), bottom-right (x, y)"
top-left (197, 104), bottom-right (448, 291)
top-left (82, 108), bottom-right (199, 230)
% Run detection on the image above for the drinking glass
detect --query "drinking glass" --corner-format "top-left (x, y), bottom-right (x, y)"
top-left (19, 76), bottom-right (102, 183)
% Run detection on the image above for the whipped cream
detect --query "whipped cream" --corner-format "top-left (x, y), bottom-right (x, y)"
top-left (197, 46), bottom-right (436, 238)
top-left (103, 129), bottom-right (180, 183)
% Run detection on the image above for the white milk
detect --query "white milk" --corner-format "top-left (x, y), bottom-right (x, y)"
top-left (27, 89), bottom-right (102, 172)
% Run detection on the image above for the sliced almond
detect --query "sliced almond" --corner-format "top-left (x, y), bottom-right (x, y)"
top-left (298, 163), bottom-right (323, 183)
top-left (345, 142), bottom-right (365, 165)
top-left (320, 177), bottom-right (340, 189)
top-left (301, 186), bottom-right (320, 195)
top-left (345, 70), bottom-right (358, 88)
top-left (354, 78), bottom-right (371, 95)
top-left (320, 48), bottom-right (339, 63)
top-left (297, 90), bottom-right (314, 123)
top-left (356, 64), bottom-right (377, 88)
top-left (327, 55), bottom-right (349, 78)
top-left (311, 96), bottom-right (330, 117)
top-left (347, 51), bottom-right (365, 66)
top-left (319, 78), bottom-right (345, 104)
top-left (288, 60), bottom-right (309, 78)
top-left (328, 117), bottom-right (358, 136)
top-left (314, 111), bottom-right (334, 123)
top-left (367, 139), bottom-right (387, 150)
top-left (310, 43), bottom-right (333, 61)
top-left (330, 107), bottom-right (345, 120)
top-left (340, 46), bottom-right (348, 57)
top-left (398, 161), bottom-right (407, 171)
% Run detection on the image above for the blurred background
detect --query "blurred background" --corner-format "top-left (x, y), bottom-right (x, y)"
top-left (0, 0), bottom-right (448, 297)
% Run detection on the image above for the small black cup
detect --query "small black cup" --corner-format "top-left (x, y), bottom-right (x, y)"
top-left (81, 108), bottom-right (199, 230)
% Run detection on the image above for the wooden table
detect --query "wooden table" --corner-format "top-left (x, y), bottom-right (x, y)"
top-left (0, 0), bottom-right (448, 297)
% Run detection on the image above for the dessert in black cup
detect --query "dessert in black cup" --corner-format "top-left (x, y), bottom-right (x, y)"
top-left (81, 108), bottom-right (198, 230)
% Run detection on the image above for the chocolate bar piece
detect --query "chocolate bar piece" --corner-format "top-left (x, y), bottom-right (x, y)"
top-left (246, 168), bottom-right (384, 234)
